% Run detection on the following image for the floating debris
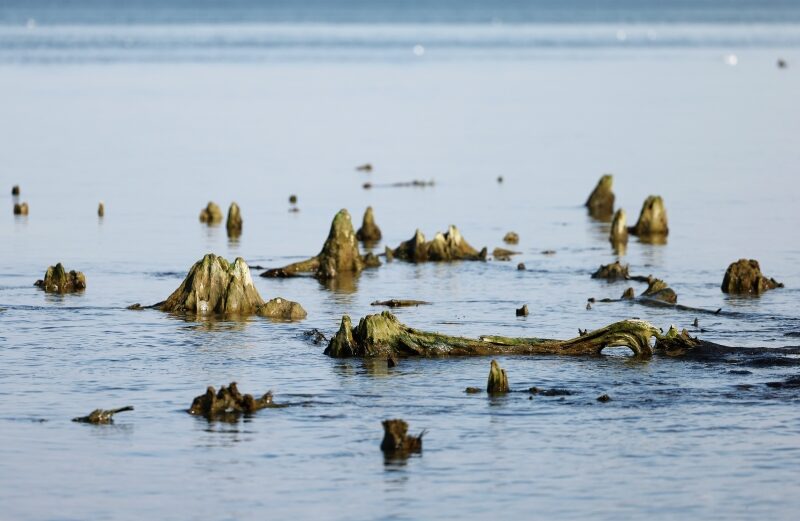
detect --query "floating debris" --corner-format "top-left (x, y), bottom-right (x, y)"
top-left (585, 174), bottom-right (615, 220)
top-left (198, 201), bottom-right (223, 224)
top-left (72, 406), bottom-right (133, 424)
top-left (487, 360), bottom-right (510, 394)
top-left (303, 328), bottom-right (328, 345)
top-left (356, 206), bottom-right (382, 242)
top-left (721, 259), bottom-right (783, 294)
top-left (371, 299), bottom-right (430, 307)
top-left (596, 394), bottom-right (612, 403)
top-left (160, 254), bottom-right (306, 319)
top-left (34, 263), bottom-right (86, 293)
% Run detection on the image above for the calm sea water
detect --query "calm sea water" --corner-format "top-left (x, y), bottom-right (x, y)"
top-left (2, 1), bottom-right (800, 520)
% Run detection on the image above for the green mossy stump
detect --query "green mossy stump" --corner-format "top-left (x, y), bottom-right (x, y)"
top-left (226, 202), bottom-right (243, 237)
top-left (641, 277), bottom-right (678, 304)
top-left (199, 201), bottom-right (223, 224)
top-left (356, 206), bottom-right (382, 242)
top-left (721, 259), bottom-right (783, 295)
top-left (325, 311), bottom-right (663, 358)
top-left (629, 195), bottom-right (668, 239)
top-left (392, 225), bottom-right (487, 262)
top-left (262, 209), bottom-right (371, 280)
top-left (161, 254), bottom-right (306, 319)
top-left (34, 263), bottom-right (86, 293)
top-left (585, 174), bottom-right (615, 220)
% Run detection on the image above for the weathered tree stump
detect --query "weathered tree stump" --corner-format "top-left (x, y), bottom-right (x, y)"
top-left (503, 232), bottom-right (519, 244)
top-left (628, 195), bottom-right (668, 239)
top-left (13, 202), bottom-right (29, 215)
top-left (721, 259), bottom-right (783, 294)
top-left (487, 360), bottom-right (510, 394)
top-left (34, 263), bottom-right (86, 293)
top-left (356, 206), bottom-right (382, 242)
top-left (72, 406), bottom-right (133, 424)
top-left (226, 202), bottom-right (243, 237)
top-left (380, 419), bottom-right (423, 457)
top-left (591, 261), bottom-right (629, 281)
top-left (585, 174), bottom-right (615, 220)
top-left (641, 277), bottom-right (677, 304)
top-left (188, 382), bottom-right (278, 420)
top-left (392, 226), bottom-right (487, 262)
top-left (610, 209), bottom-right (628, 247)
top-left (199, 201), bottom-right (223, 223)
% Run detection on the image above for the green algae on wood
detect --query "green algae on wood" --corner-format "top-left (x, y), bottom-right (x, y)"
top-left (34, 263), bottom-right (86, 293)
top-left (628, 195), bottom-right (668, 238)
top-left (392, 225), bottom-right (487, 262)
top-left (356, 206), bottom-right (382, 242)
top-left (262, 209), bottom-right (368, 280)
top-left (324, 311), bottom-right (662, 358)
top-left (160, 253), bottom-right (306, 319)
top-left (585, 174), bottom-right (615, 220)
top-left (721, 259), bottom-right (783, 294)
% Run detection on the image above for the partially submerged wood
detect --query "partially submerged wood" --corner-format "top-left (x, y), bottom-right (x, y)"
top-left (628, 195), bottom-right (669, 238)
top-left (226, 202), bottom-right (242, 237)
top-left (261, 209), bottom-right (366, 280)
top-left (199, 201), bottom-right (223, 223)
top-left (34, 263), bottom-right (86, 293)
top-left (503, 232), bottom-right (519, 244)
top-left (160, 254), bottom-right (306, 319)
top-left (325, 311), bottom-right (662, 358)
top-left (392, 226), bottom-right (487, 263)
top-left (516, 304), bottom-right (529, 317)
top-left (356, 206), bottom-right (382, 242)
top-left (97, 202), bottom-right (105, 217)
top-left (188, 382), bottom-right (279, 421)
top-left (356, 163), bottom-right (373, 172)
top-left (610, 209), bottom-right (628, 247)
top-left (371, 299), bottom-right (430, 307)
top-left (721, 259), bottom-right (783, 294)
top-left (585, 174), bottom-right (615, 220)
top-left (591, 261), bottom-right (629, 281)
top-left (641, 277), bottom-right (678, 304)
top-left (13, 202), bottom-right (29, 215)
top-left (487, 360), bottom-right (509, 394)
top-left (72, 406), bottom-right (133, 424)
top-left (381, 419), bottom-right (423, 457)
top-left (11, 185), bottom-right (20, 196)
top-left (493, 247), bottom-right (519, 261)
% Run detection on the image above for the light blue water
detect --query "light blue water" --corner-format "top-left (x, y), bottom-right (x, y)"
top-left (2, 2), bottom-right (800, 520)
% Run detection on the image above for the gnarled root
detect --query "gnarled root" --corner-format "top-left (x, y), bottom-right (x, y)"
top-left (188, 382), bottom-right (279, 421)
top-left (392, 225), bottom-right (487, 262)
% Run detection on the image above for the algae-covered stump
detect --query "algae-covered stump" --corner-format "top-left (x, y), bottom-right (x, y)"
top-left (392, 225), bottom-right (487, 262)
top-left (628, 195), bottom-right (669, 239)
top-left (72, 406), bottom-right (133, 424)
top-left (199, 201), bottom-right (223, 224)
top-left (188, 382), bottom-right (278, 420)
top-left (356, 206), bottom-right (382, 242)
top-left (226, 202), bottom-right (243, 238)
top-left (262, 209), bottom-right (369, 280)
top-left (34, 263), bottom-right (86, 293)
top-left (641, 277), bottom-right (678, 304)
top-left (160, 253), bottom-right (306, 319)
top-left (381, 419), bottom-right (423, 457)
top-left (585, 174), bottom-right (615, 220)
top-left (325, 311), bottom-right (663, 358)
top-left (487, 360), bottom-right (510, 394)
top-left (610, 209), bottom-right (628, 246)
top-left (592, 261), bottom-right (629, 281)
top-left (721, 259), bottom-right (783, 294)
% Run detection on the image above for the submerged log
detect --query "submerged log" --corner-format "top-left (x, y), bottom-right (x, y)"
top-left (72, 406), bottom-right (134, 424)
top-left (356, 163), bottom-right (373, 172)
top-left (493, 247), bottom-right (520, 261)
top-left (188, 382), bottom-right (278, 420)
top-left (381, 419), bottom-right (423, 457)
top-left (585, 174), bottom-right (615, 220)
top-left (261, 209), bottom-right (367, 280)
top-left (199, 201), bottom-right (223, 224)
top-left (628, 195), bottom-right (668, 238)
top-left (34, 263), bottom-right (86, 293)
top-left (392, 226), bottom-right (487, 263)
top-left (356, 206), bottom-right (382, 242)
top-left (503, 232), bottom-right (519, 244)
top-left (371, 299), bottom-right (430, 307)
top-left (487, 360), bottom-right (510, 394)
top-left (610, 209), bottom-right (628, 247)
top-left (591, 261), bottom-right (629, 281)
top-left (721, 259), bottom-right (783, 294)
top-left (160, 254), bottom-right (306, 319)
top-left (226, 202), bottom-right (242, 237)
top-left (13, 202), bottom-right (29, 215)
top-left (324, 311), bottom-right (662, 358)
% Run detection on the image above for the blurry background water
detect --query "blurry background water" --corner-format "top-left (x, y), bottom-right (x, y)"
top-left (1, 1), bottom-right (800, 520)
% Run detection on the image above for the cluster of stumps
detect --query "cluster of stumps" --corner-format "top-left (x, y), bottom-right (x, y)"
top-left (16, 173), bottom-right (787, 459)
